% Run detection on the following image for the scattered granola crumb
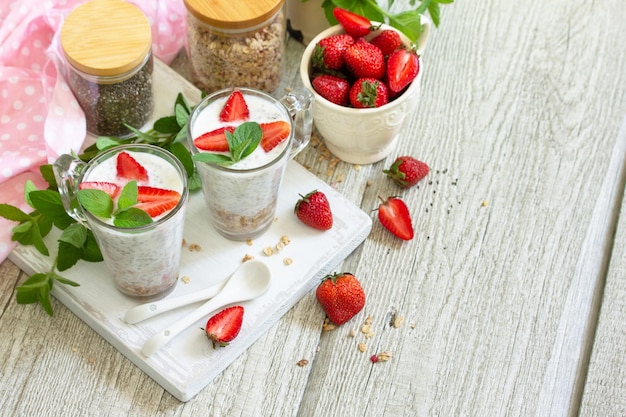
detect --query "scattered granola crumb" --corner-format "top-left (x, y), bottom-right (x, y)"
top-left (393, 316), bottom-right (404, 329)
top-left (280, 235), bottom-right (291, 245)
top-left (188, 243), bottom-right (202, 252)
top-left (246, 239), bottom-right (253, 246)
top-left (242, 253), bottom-right (254, 262)
top-left (358, 343), bottom-right (367, 353)
top-left (181, 239), bottom-right (186, 247)
top-left (296, 359), bottom-right (309, 367)
top-left (348, 329), bottom-right (356, 338)
top-left (263, 246), bottom-right (274, 256)
top-left (71, 346), bottom-right (78, 352)
top-left (283, 257), bottom-right (293, 266)
top-left (181, 276), bottom-right (191, 284)
top-left (366, 179), bottom-right (373, 187)
top-left (377, 351), bottom-right (392, 362)
top-left (276, 241), bottom-right (285, 251)
top-left (365, 316), bottom-right (373, 325)
top-left (353, 164), bottom-right (361, 171)
top-left (336, 173), bottom-right (344, 183)
top-left (410, 323), bottom-right (416, 329)
top-left (482, 200), bottom-right (489, 207)
top-left (360, 324), bottom-right (372, 335)
top-left (322, 318), bottom-right (336, 332)
top-left (88, 356), bottom-right (96, 364)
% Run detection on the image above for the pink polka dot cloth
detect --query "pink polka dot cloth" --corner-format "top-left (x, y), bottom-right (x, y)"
top-left (0, 0), bottom-right (187, 263)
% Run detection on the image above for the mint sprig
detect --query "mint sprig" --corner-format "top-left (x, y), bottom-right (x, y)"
top-left (192, 122), bottom-right (263, 166)
top-left (0, 91), bottom-right (200, 316)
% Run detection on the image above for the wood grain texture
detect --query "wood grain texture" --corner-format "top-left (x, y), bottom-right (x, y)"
top-left (1, 0), bottom-right (626, 415)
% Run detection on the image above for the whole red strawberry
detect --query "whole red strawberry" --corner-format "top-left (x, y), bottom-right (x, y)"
top-left (312, 34), bottom-right (354, 71)
top-left (377, 196), bottom-right (414, 240)
top-left (383, 156), bottom-right (429, 187)
top-left (295, 190), bottom-right (333, 230)
top-left (203, 305), bottom-right (244, 349)
top-left (312, 74), bottom-right (350, 106)
top-left (387, 48), bottom-right (420, 93)
top-left (344, 41), bottom-right (385, 79)
top-left (333, 7), bottom-right (373, 37)
top-left (315, 272), bottom-right (365, 325)
top-left (370, 29), bottom-right (402, 56)
top-left (349, 78), bottom-right (388, 108)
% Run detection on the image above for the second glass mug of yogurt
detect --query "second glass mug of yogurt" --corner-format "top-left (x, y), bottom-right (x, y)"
top-left (53, 144), bottom-right (189, 299)
top-left (188, 87), bottom-right (313, 241)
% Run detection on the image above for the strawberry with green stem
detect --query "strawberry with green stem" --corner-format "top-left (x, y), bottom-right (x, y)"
top-left (203, 305), bottom-right (244, 348)
top-left (349, 78), bottom-right (389, 108)
top-left (383, 156), bottom-right (429, 188)
top-left (315, 272), bottom-right (366, 325)
top-left (295, 190), bottom-right (333, 231)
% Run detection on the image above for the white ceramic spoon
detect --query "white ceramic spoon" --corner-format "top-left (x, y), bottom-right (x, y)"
top-left (141, 260), bottom-right (272, 357)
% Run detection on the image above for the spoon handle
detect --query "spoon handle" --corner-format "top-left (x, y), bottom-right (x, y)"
top-left (141, 293), bottom-right (229, 357)
top-left (124, 280), bottom-right (226, 324)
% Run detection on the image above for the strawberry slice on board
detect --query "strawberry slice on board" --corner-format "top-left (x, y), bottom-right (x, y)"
top-left (79, 181), bottom-right (120, 198)
top-left (193, 126), bottom-right (235, 152)
top-left (135, 186), bottom-right (181, 218)
top-left (203, 305), bottom-right (244, 349)
top-left (117, 151), bottom-right (149, 182)
top-left (219, 90), bottom-right (250, 123)
top-left (377, 196), bottom-right (414, 240)
top-left (386, 48), bottom-right (420, 93)
top-left (260, 121), bottom-right (291, 152)
top-left (333, 7), bottom-right (373, 37)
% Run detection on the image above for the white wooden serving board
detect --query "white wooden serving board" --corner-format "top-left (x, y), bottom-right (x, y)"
top-left (9, 162), bottom-right (372, 401)
top-left (8, 60), bottom-right (372, 401)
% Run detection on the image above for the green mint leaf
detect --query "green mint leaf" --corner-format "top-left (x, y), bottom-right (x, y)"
top-left (154, 115), bottom-right (181, 134)
top-left (426, 1), bottom-right (440, 26)
top-left (39, 282), bottom-right (53, 316)
top-left (192, 152), bottom-right (234, 165)
top-left (125, 125), bottom-right (159, 144)
top-left (52, 272), bottom-right (80, 287)
top-left (57, 240), bottom-right (82, 271)
top-left (175, 105), bottom-right (190, 129)
top-left (11, 220), bottom-right (49, 256)
top-left (96, 136), bottom-right (126, 151)
top-left (0, 204), bottom-right (31, 222)
top-left (16, 272), bottom-right (50, 305)
top-left (77, 189), bottom-right (113, 218)
top-left (80, 229), bottom-right (103, 262)
top-left (117, 181), bottom-right (138, 211)
top-left (174, 121), bottom-right (189, 143)
top-left (167, 142), bottom-right (195, 177)
top-left (33, 211), bottom-right (54, 238)
top-left (388, 11), bottom-right (423, 43)
top-left (24, 180), bottom-right (37, 207)
top-left (58, 222), bottom-right (88, 248)
top-left (227, 122), bottom-right (262, 162)
top-left (29, 190), bottom-right (74, 230)
top-left (187, 171), bottom-right (202, 191)
top-left (113, 207), bottom-right (153, 228)
top-left (39, 164), bottom-right (57, 189)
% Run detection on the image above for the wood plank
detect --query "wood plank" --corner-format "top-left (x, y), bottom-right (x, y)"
top-left (579, 117), bottom-right (626, 416)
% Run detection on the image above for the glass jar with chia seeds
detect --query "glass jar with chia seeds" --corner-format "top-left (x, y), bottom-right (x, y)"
top-left (184, 0), bottom-right (286, 94)
top-left (60, 0), bottom-right (154, 138)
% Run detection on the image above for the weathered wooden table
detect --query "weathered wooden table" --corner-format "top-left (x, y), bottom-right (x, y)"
top-left (1, 0), bottom-right (625, 415)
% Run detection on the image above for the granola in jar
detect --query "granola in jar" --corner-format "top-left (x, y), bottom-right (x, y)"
top-left (184, 0), bottom-right (286, 94)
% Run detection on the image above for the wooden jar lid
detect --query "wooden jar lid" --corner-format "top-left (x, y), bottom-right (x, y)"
top-left (184, 0), bottom-right (284, 31)
top-left (61, 0), bottom-right (151, 77)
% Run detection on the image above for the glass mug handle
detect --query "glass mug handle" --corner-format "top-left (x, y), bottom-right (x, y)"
top-left (53, 154), bottom-right (89, 225)
top-left (280, 87), bottom-right (314, 157)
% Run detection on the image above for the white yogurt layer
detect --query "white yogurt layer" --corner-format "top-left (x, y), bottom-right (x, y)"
top-left (191, 93), bottom-right (291, 170)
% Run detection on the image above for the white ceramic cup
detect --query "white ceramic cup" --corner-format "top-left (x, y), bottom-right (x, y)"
top-left (300, 18), bottom-right (430, 165)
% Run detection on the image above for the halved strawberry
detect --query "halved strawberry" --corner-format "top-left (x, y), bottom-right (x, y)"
top-left (117, 151), bottom-right (148, 181)
top-left (203, 305), bottom-right (244, 349)
top-left (193, 126), bottom-right (235, 152)
top-left (79, 181), bottom-right (120, 198)
top-left (260, 121), bottom-right (291, 152)
top-left (333, 7), bottom-right (373, 37)
top-left (387, 48), bottom-right (420, 93)
top-left (135, 186), bottom-right (181, 217)
top-left (377, 196), bottom-right (414, 240)
top-left (219, 90), bottom-right (249, 123)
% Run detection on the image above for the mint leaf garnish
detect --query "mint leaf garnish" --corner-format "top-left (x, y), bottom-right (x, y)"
top-left (192, 152), bottom-right (235, 165)
top-left (0, 203), bottom-right (31, 222)
top-left (29, 190), bottom-right (74, 230)
top-left (113, 207), bottom-right (153, 228)
top-left (58, 223), bottom-right (88, 248)
top-left (117, 181), bottom-right (138, 211)
top-left (77, 189), bottom-right (113, 218)
top-left (57, 240), bottom-right (82, 271)
top-left (227, 122), bottom-right (262, 162)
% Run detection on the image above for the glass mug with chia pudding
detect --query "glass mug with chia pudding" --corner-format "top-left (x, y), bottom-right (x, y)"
top-left (54, 144), bottom-right (189, 299)
top-left (188, 87), bottom-right (313, 240)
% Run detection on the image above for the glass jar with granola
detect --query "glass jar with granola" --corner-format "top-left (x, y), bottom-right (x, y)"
top-left (60, 0), bottom-right (154, 138)
top-left (183, 0), bottom-right (286, 94)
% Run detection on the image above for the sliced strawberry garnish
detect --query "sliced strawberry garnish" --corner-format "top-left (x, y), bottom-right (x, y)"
top-left (203, 305), bottom-right (244, 349)
top-left (117, 151), bottom-right (148, 181)
top-left (386, 48), bottom-right (420, 93)
top-left (193, 126), bottom-right (235, 152)
top-left (333, 7), bottom-right (373, 37)
top-left (79, 181), bottom-right (120, 198)
top-left (219, 90), bottom-right (250, 123)
top-left (377, 196), bottom-right (414, 240)
top-left (135, 186), bottom-right (181, 217)
top-left (260, 121), bottom-right (291, 152)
